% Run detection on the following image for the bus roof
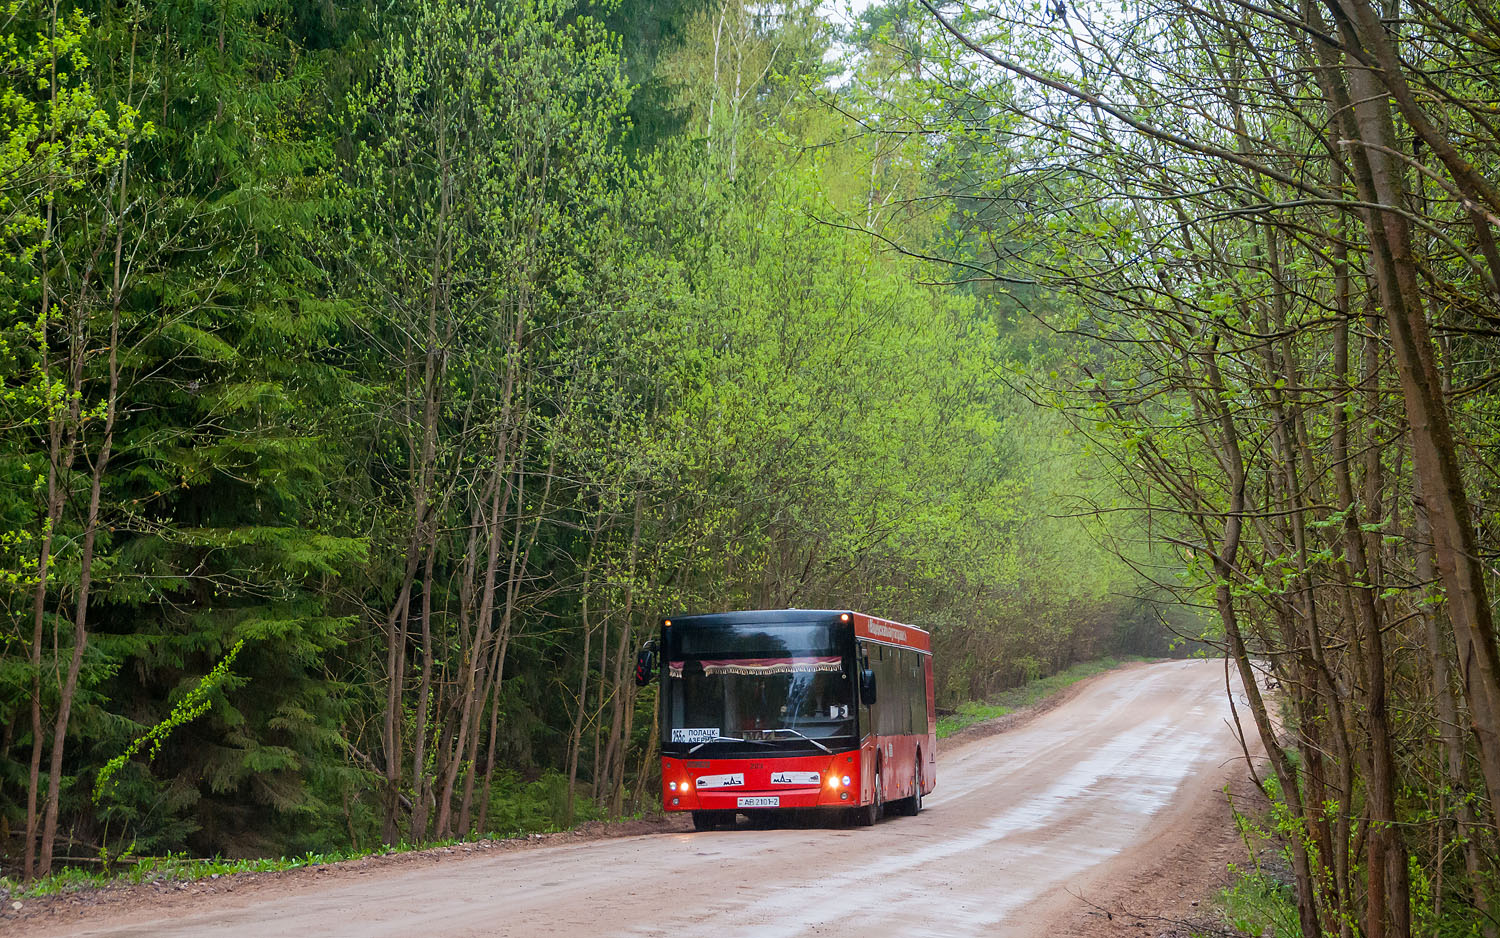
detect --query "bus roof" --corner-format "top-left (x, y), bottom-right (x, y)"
top-left (662, 609), bottom-right (930, 655)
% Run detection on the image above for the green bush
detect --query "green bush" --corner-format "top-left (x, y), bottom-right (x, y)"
top-left (1219, 865), bottom-right (1298, 937)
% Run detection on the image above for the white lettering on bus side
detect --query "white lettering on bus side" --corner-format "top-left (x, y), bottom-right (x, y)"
top-left (866, 621), bottom-right (907, 643)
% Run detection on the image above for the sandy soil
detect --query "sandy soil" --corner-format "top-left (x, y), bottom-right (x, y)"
top-left (9, 658), bottom-right (1261, 938)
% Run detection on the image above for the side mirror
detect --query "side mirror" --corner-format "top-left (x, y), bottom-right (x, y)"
top-left (635, 641), bottom-right (659, 687)
top-left (860, 668), bottom-right (877, 705)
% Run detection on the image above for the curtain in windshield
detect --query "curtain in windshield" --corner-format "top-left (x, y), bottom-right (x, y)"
top-left (668, 656), bottom-right (842, 677)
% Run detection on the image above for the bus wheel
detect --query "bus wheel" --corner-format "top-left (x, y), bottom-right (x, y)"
top-left (692, 810), bottom-right (723, 831)
top-left (902, 762), bottom-right (923, 816)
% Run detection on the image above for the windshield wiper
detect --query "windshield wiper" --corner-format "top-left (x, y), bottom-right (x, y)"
top-left (761, 727), bottom-right (832, 754)
top-left (688, 735), bottom-right (775, 754)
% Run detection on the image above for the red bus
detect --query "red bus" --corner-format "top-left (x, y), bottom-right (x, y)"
top-left (637, 609), bottom-right (936, 830)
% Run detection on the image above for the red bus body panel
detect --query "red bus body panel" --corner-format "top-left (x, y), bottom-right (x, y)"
top-left (661, 610), bottom-right (936, 815)
top-left (851, 613), bottom-right (937, 807)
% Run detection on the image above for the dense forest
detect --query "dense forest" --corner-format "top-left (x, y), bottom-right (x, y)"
top-left (892, 0), bottom-right (1500, 935)
top-left (5, 0), bottom-right (1500, 935)
top-left (0, 0), bottom-right (1158, 884)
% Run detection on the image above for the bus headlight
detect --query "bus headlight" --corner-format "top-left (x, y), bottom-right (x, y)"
top-left (669, 781), bottom-right (678, 791)
top-left (842, 775), bottom-right (851, 787)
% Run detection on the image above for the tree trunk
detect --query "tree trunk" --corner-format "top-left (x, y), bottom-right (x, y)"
top-left (39, 277), bottom-right (122, 877)
top-left (601, 497), bottom-right (644, 816)
top-left (25, 198), bottom-right (66, 883)
top-left (1414, 471), bottom-right (1495, 935)
top-left (1330, 300), bottom-right (1407, 938)
top-left (1200, 337), bottom-right (1325, 938)
top-left (1324, 2), bottom-right (1500, 832)
top-left (436, 441), bottom-right (517, 838)
top-left (37, 128), bottom-right (133, 875)
top-left (627, 686), bottom-right (660, 816)
top-left (566, 531), bottom-right (601, 823)
top-left (408, 544), bottom-right (438, 842)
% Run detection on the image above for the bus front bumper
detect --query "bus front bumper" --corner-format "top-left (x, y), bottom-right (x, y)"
top-left (660, 753), bottom-right (861, 812)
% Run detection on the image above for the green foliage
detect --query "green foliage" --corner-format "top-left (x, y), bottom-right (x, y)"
top-left (1219, 865), bottom-right (1300, 938)
top-left (483, 770), bottom-right (608, 834)
top-left (93, 640), bottom-right (244, 802)
top-left (1, 0), bottom-right (1171, 879)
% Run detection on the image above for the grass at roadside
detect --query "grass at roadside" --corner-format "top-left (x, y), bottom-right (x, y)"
top-left (3, 811), bottom-right (641, 901)
top-left (1, 818), bottom-right (634, 902)
top-left (2, 846), bottom-right (395, 901)
top-left (936, 656), bottom-right (1145, 738)
top-left (1211, 769), bottom-right (1298, 937)
top-left (1217, 865), bottom-right (1298, 937)
top-left (2, 767), bottom-right (636, 901)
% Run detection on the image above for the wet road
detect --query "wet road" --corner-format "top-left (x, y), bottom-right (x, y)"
top-left (36, 659), bottom-right (1249, 938)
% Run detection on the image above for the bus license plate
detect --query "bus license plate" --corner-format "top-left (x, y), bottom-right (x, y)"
top-left (737, 796), bottom-right (779, 808)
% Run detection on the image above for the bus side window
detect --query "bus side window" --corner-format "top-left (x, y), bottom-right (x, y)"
top-left (883, 646), bottom-right (900, 736)
top-left (879, 648), bottom-right (888, 736)
top-left (909, 653), bottom-right (924, 735)
top-left (901, 650), bottom-right (914, 735)
top-left (895, 652), bottom-right (903, 729)
top-left (858, 642), bottom-right (874, 737)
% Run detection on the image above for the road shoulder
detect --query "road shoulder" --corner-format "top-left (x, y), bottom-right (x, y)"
top-left (4, 813), bottom-right (692, 936)
top-left (1021, 661), bottom-right (1268, 938)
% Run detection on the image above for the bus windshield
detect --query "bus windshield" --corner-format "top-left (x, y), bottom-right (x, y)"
top-left (667, 657), bottom-right (854, 743)
top-left (662, 619), bottom-right (855, 746)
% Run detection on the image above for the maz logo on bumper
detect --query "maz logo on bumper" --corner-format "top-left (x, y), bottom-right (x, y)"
top-left (770, 771), bottom-right (819, 785)
top-left (695, 773), bottom-right (744, 789)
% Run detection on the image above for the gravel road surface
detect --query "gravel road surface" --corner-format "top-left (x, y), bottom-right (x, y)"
top-left (23, 658), bottom-right (1253, 938)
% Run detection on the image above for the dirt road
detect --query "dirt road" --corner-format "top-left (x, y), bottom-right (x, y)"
top-left (24, 658), bottom-right (1255, 938)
